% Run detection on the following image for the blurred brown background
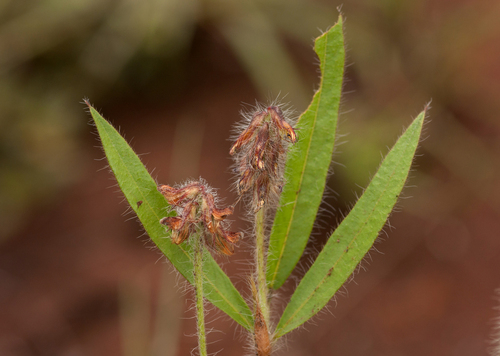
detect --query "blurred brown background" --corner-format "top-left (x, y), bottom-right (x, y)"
top-left (1, 0), bottom-right (500, 355)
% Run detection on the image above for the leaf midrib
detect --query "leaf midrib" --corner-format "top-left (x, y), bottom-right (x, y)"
top-left (269, 32), bottom-right (329, 286)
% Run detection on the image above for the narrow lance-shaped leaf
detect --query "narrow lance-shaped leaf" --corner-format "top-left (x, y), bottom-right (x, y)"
top-left (274, 108), bottom-right (428, 338)
top-left (86, 102), bottom-right (253, 330)
top-left (267, 15), bottom-right (345, 289)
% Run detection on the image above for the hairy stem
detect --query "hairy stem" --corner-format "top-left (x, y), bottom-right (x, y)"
top-left (194, 234), bottom-right (207, 356)
top-left (255, 208), bottom-right (270, 325)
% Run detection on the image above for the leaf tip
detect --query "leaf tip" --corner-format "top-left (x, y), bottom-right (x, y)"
top-left (336, 9), bottom-right (344, 26)
top-left (314, 11), bottom-right (344, 50)
top-left (424, 99), bottom-right (432, 114)
top-left (415, 101), bottom-right (431, 129)
top-left (82, 98), bottom-right (98, 119)
top-left (82, 97), bottom-right (92, 108)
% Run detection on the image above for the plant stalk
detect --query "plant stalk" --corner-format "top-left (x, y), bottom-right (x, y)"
top-left (255, 207), bottom-right (270, 325)
top-left (194, 234), bottom-right (207, 356)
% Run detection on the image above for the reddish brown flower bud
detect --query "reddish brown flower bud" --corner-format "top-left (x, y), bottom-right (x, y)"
top-left (268, 106), bottom-right (297, 143)
top-left (160, 216), bottom-right (183, 230)
top-left (160, 201), bottom-right (198, 244)
top-left (251, 122), bottom-right (270, 171)
top-left (212, 231), bottom-right (233, 255)
top-left (230, 111), bottom-right (267, 155)
top-left (238, 168), bottom-right (254, 194)
top-left (158, 183), bottom-right (200, 205)
top-left (212, 206), bottom-right (234, 220)
top-left (224, 231), bottom-right (241, 244)
top-left (209, 224), bottom-right (241, 256)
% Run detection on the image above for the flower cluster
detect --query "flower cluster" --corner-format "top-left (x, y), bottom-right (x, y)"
top-left (158, 181), bottom-right (241, 255)
top-left (230, 105), bottom-right (297, 211)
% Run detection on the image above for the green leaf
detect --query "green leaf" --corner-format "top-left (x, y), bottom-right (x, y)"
top-left (274, 108), bottom-right (428, 338)
top-left (86, 102), bottom-right (253, 330)
top-left (267, 15), bottom-right (345, 289)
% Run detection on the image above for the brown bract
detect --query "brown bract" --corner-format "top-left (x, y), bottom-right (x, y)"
top-left (250, 278), bottom-right (271, 356)
top-left (158, 182), bottom-right (241, 255)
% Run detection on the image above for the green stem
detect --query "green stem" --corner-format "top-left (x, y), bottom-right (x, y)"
top-left (255, 207), bottom-right (270, 325)
top-left (194, 234), bottom-right (207, 356)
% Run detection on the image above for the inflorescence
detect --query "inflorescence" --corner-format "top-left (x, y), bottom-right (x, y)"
top-left (158, 181), bottom-right (241, 255)
top-left (230, 105), bottom-right (297, 211)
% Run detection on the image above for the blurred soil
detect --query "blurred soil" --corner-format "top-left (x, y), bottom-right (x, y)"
top-left (1, 2), bottom-right (500, 356)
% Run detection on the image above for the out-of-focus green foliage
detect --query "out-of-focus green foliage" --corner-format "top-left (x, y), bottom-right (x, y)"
top-left (0, 0), bottom-right (335, 241)
top-left (2, 0), bottom-right (499, 245)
